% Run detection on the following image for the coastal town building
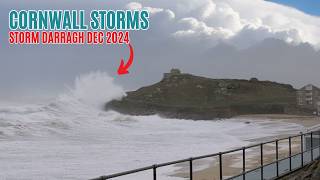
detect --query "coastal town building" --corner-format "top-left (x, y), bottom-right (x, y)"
top-left (163, 68), bottom-right (182, 79)
top-left (297, 84), bottom-right (320, 115)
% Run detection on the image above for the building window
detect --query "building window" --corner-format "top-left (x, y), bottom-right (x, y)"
top-left (306, 85), bottom-right (313, 91)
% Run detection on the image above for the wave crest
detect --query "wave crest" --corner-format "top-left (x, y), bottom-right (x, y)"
top-left (0, 72), bottom-right (127, 138)
top-left (59, 71), bottom-right (125, 109)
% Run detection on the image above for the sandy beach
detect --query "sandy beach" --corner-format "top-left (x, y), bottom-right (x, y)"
top-left (174, 114), bottom-right (320, 180)
top-left (238, 114), bottom-right (320, 130)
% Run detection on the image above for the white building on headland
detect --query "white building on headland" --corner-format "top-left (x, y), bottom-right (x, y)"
top-left (297, 84), bottom-right (320, 115)
top-left (318, 102), bottom-right (320, 116)
top-left (163, 68), bottom-right (182, 79)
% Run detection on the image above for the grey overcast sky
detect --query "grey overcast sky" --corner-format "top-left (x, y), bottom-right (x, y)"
top-left (1, 0), bottom-right (320, 102)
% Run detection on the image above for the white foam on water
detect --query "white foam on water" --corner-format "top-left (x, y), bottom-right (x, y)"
top-left (0, 72), bottom-right (306, 180)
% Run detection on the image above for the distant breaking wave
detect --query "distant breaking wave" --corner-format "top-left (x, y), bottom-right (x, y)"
top-left (0, 71), bottom-right (126, 138)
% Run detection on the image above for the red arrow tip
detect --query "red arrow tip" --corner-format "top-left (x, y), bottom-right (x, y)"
top-left (117, 59), bottom-right (129, 75)
top-left (117, 43), bottom-right (134, 76)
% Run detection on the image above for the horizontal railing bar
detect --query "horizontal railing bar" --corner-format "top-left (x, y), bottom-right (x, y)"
top-left (277, 135), bottom-right (294, 142)
top-left (306, 145), bottom-right (320, 152)
top-left (157, 158), bottom-right (191, 167)
top-left (92, 130), bottom-right (320, 180)
top-left (261, 139), bottom-right (277, 145)
top-left (90, 165), bottom-right (155, 180)
top-left (301, 144), bottom-right (320, 154)
top-left (221, 147), bottom-right (245, 154)
top-left (277, 155), bottom-right (295, 163)
top-left (263, 133), bottom-right (301, 143)
top-left (245, 138), bottom-right (282, 149)
top-left (290, 134), bottom-right (302, 139)
top-left (89, 176), bottom-right (107, 180)
top-left (192, 153), bottom-right (220, 160)
top-left (244, 132), bottom-right (311, 149)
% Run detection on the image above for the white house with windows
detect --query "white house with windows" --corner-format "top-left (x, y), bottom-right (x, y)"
top-left (317, 102), bottom-right (320, 116)
top-left (297, 84), bottom-right (320, 115)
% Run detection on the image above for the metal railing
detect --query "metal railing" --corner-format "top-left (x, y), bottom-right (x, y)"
top-left (90, 130), bottom-right (320, 180)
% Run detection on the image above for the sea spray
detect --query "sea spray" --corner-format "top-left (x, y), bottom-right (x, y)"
top-left (59, 71), bottom-right (126, 109)
top-left (0, 71), bottom-right (127, 138)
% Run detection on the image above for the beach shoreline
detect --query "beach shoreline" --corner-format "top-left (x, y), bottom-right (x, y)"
top-left (173, 114), bottom-right (320, 180)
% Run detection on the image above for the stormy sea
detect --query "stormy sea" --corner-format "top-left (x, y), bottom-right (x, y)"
top-left (0, 72), bottom-right (305, 180)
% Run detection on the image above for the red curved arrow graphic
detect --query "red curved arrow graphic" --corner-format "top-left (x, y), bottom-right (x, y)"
top-left (117, 43), bottom-right (134, 75)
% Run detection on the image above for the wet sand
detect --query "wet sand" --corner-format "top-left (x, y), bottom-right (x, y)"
top-left (238, 114), bottom-right (320, 129)
top-left (174, 114), bottom-right (320, 180)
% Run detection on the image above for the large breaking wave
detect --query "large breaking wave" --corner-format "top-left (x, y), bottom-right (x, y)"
top-left (0, 71), bottom-right (126, 138)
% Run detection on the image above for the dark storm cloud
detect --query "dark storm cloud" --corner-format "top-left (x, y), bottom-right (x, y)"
top-left (0, 0), bottom-right (320, 101)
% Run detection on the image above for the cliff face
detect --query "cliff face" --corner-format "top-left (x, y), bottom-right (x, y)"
top-left (106, 72), bottom-right (297, 120)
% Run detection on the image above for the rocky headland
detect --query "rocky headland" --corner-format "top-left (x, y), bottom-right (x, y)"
top-left (106, 69), bottom-right (303, 120)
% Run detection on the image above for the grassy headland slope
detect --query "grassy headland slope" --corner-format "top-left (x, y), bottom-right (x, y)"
top-left (106, 72), bottom-right (297, 120)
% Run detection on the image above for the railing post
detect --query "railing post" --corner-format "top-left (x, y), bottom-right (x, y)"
top-left (153, 164), bottom-right (157, 180)
top-left (276, 139), bottom-right (279, 177)
top-left (260, 143), bottom-right (263, 180)
top-left (243, 147), bottom-right (246, 180)
top-left (289, 137), bottom-right (292, 171)
top-left (219, 153), bottom-right (223, 180)
top-left (311, 132), bottom-right (313, 161)
top-left (301, 133), bottom-right (304, 167)
top-left (189, 158), bottom-right (193, 180)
